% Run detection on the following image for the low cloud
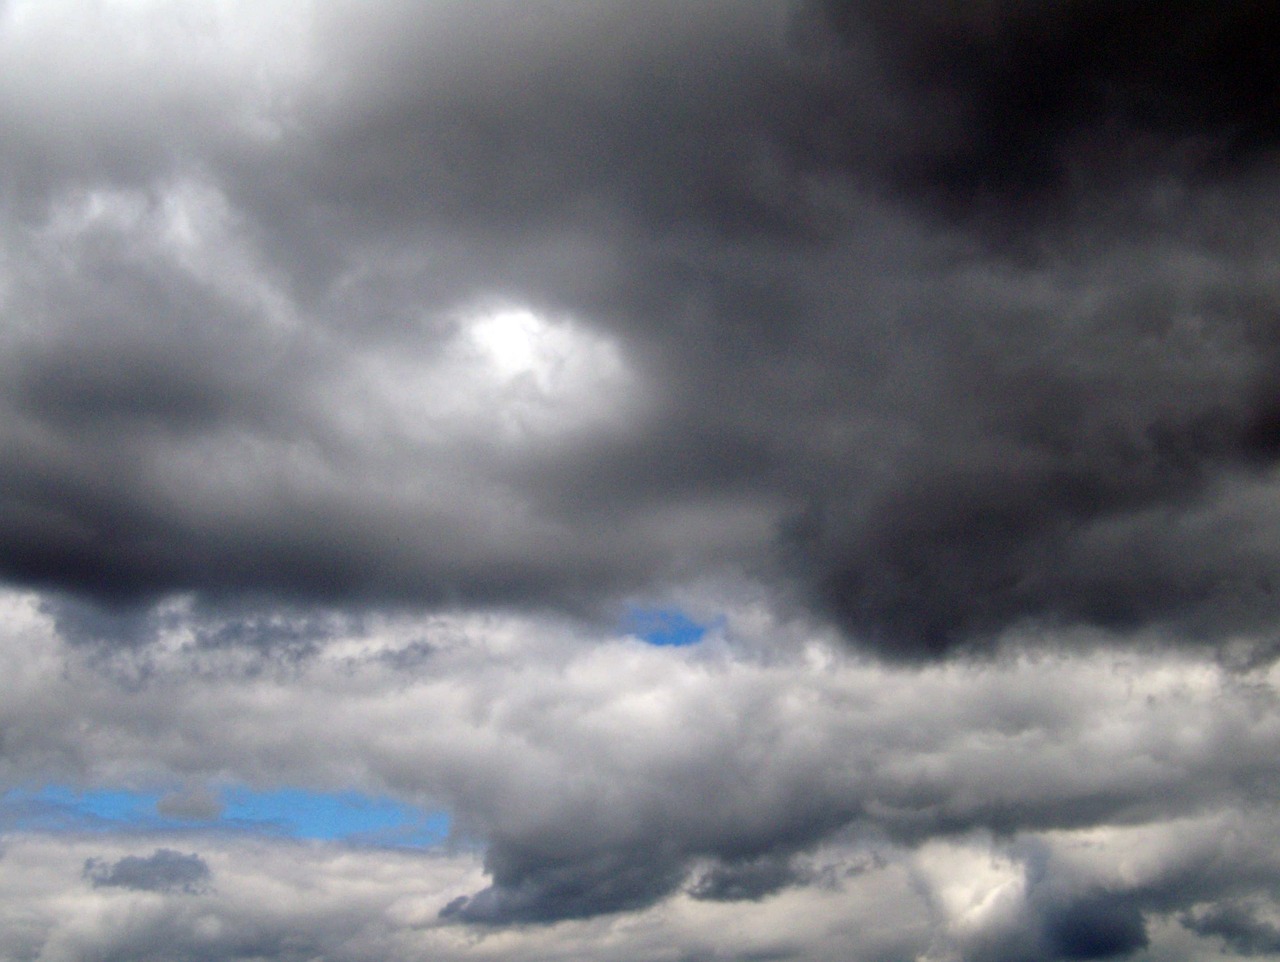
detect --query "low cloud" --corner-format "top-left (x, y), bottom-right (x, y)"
top-left (84, 849), bottom-right (211, 894)
top-left (4, 1), bottom-right (1280, 958)
top-left (2, 590), bottom-right (1280, 946)
top-left (687, 854), bottom-right (807, 903)
top-left (156, 787), bottom-right (224, 822)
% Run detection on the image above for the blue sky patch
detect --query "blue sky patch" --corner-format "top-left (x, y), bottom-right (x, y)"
top-left (221, 787), bottom-right (449, 845)
top-left (0, 785), bottom-right (164, 833)
top-left (1, 784), bottom-right (449, 848)
top-left (621, 606), bottom-right (712, 647)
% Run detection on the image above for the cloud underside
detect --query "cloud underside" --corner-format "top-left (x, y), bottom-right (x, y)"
top-left (4, 1), bottom-right (1280, 959)
top-left (2, 0), bottom-right (1280, 657)
top-left (3, 594), bottom-right (1280, 960)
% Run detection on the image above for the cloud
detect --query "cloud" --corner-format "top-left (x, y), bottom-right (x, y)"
top-left (84, 849), bottom-right (212, 894)
top-left (1183, 900), bottom-right (1280, 957)
top-left (4, 588), bottom-right (1280, 944)
top-left (687, 854), bottom-right (808, 903)
top-left (2, 833), bottom-right (928, 962)
top-left (4, 1), bottom-right (1280, 958)
top-left (1040, 889), bottom-right (1149, 960)
top-left (2, 1), bottom-right (1279, 662)
top-left (155, 787), bottom-right (224, 822)
top-left (812, 1), bottom-right (1280, 214)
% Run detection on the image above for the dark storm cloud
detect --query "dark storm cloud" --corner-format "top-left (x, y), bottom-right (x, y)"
top-left (775, 1), bottom-right (1280, 656)
top-left (813, 0), bottom-right (1280, 218)
top-left (440, 756), bottom-right (856, 924)
top-left (1040, 892), bottom-right (1148, 961)
top-left (957, 822), bottom-right (1280, 962)
top-left (1, 1), bottom-right (822, 619)
top-left (5, 0), bottom-right (1280, 663)
top-left (8, 7), bottom-right (1280, 957)
top-left (84, 848), bottom-right (211, 894)
top-left (441, 844), bottom-right (689, 924)
top-left (961, 884), bottom-right (1150, 962)
top-left (957, 864), bottom-right (1157, 961)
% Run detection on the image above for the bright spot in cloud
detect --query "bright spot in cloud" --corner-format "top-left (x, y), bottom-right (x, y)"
top-left (917, 842), bottom-right (1028, 935)
top-left (468, 308), bottom-right (547, 377)
top-left (332, 302), bottom-right (641, 449)
top-left (462, 305), bottom-right (628, 394)
top-left (442, 303), bottom-right (639, 437)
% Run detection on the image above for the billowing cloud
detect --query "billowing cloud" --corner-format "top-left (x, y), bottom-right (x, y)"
top-left (2, 0), bottom-right (1280, 658)
top-left (4, 1), bottom-right (1280, 959)
top-left (4, 588), bottom-right (1280, 956)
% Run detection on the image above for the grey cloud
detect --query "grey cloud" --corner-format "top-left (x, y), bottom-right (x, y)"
top-left (3, 588), bottom-right (1280, 951)
top-left (957, 887), bottom-right (1148, 962)
top-left (1182, 900), bottom-right (1280, 957)
top-left (283, 3), bottom-right (817, 240)
top-left (5, 2), bottom-right (1280, 950)
top-left (156, 787), bottom-right (224, 822)
top-left (3, 1), bottom-right (1280, 661)
top-left (688, 854), bottom-right (807, 903)
top-left (3, 588), bottom-right (1278, 927)
top-left (1040, 891), bottom-right (1148, 960)
top-left (949, 807), bottom-right (1280, 962)
top-left (362, 642), bottom-right (1280, 925)
top-left (442, 844), bottom-right (689, 924)
top-left (0, 833), bottom-right (935, 962)
top-left (84, 848), bottom-right (211, 894)
top-left (37, 595), bottom-right (352, 673)
top-left (812, 0), bottom-right (1280, 220)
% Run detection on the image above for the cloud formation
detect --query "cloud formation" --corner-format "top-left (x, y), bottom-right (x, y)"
top-left (84, 849), bottom-right (212, 894)
top-left (3, 0), bottom-right (1280, 659)
top-left (4, 588), bottom-right (1280, 957)
top-left (4, 1), bottom-right (1280, 959)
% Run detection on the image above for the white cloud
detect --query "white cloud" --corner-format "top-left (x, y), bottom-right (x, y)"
top-left (3, 587), bottom-right (1280, 956)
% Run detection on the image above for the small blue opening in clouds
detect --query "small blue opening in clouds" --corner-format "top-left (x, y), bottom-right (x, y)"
top-left (38, 785), bottom-right (160, 822)
top-left (0, 785), bottom-right (165, 833)
top-left (222, 787), bottom-right (449, 846)
top-left (621, 606), bottom-right (710, 647)
top-left (1, 785), bottom-right (449, 848)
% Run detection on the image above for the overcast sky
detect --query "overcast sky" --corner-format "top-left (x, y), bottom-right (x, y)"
top-left (3, 2), bottom-right (1280, 960)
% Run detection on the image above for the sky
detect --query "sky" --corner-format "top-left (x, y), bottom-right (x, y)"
top-left (2, 1), bottom-right (1280, 960)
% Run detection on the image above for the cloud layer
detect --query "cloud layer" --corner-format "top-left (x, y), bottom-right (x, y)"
top-left (4, 2), bottom-right (1280, 959)
top-left (4, 589), bottom-right (1280, 959)
top-left (2, 0), bottom-right (1279, 655)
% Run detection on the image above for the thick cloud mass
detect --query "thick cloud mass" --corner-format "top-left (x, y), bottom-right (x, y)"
top-left (2, 591), bottom-right (1280, 959)
top-left (4, 2), bottom-right (1280, 960)
top-left (2, 593), bottom-right (1280, 956)
top-left (819, 1), bottom-right (1280, 209)
top-left (3, 1), bottom-right (1280, 656)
